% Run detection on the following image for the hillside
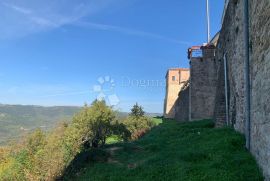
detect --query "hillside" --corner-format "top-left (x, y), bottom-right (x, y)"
top-left (0, 104), bottom-right (81, 145)
top-left (66, 119), bottom-right (263, 181)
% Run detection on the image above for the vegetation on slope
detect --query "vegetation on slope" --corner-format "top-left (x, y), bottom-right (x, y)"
top-left (71, 119), bottom-right (263, 181)
top-left (0, 101), bottom-right (154, 181)
top-left (0, 104), bottom-right (160, 145)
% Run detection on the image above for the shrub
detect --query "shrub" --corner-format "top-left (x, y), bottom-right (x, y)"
top-left (122, 116), bottom-right (154, 140)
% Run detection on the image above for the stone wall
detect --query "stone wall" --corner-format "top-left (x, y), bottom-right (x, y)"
top-left (175, 81), bottom-right (190, 121)
top-left (214, 0), bottom-right (270, 179)
top-left (213, 58), bottom-right (226, 127)
top-left (174, 47), bottom-right (219, 122)
top-left (190, 48), bottom-right (219, 121)
top-left (214, 0), bottom-right (245, 133)
top-left (249, 0), bottom-right (270, 179)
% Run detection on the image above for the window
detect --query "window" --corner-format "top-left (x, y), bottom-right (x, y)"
top-left (172, 76), bottom-right (176, 81)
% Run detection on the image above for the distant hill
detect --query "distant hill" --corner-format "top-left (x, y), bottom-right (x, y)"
top-left (0, 104), bottom-right (81, 145)
top-left (145, 112), bottom-right (163, 118)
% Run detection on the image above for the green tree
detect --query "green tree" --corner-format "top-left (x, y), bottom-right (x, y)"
top-left (122, 116), bottom-right (154, 140)
top-left (111, 121), bottom-right (131, 142)
top-left (70, 100), bottom-right (116, 148)
top-left (122, 103), bottom-right (154, 140)
top-left (130, 103), bottom-right (145, 118)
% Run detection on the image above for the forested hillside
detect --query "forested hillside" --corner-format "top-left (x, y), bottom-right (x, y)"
top-left (0, 104), bottom-right (81, 145)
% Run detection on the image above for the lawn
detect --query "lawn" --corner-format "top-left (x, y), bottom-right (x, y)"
top-left (65, 119), bottom-right (263, 181)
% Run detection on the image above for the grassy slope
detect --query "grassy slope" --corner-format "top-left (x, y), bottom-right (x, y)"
top-left (70, 119), bottom-right (263, 181)
top-left (105, 117), bottom-right (163, 145)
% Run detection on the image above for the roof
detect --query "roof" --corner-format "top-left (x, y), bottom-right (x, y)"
top-left (165, 68), bottom-right (190, 78)
top-left (168, 68), bottom-right (190, 71)
top-left (210, 32), bottom-right (220, 45)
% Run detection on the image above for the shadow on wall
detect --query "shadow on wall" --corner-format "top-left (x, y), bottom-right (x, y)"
top-left (164, 101), bottom-right (177, 119)
top-left (175, 83), bottom-right (190, 122)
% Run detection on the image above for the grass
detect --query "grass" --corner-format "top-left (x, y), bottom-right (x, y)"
top-left (106, 135), bottom-right (122, 145)
top-left (105, 117), bottom-right (163, 145)
top-left (66, 119), bottom-right (263, 181)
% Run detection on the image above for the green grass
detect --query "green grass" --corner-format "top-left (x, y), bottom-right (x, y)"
top-left (105, 117), bottom-right (163, 145)
top-left (67, 119), bottom-right (263, 181)
top-left (151, 117), bottom-right (163, 125)
top-left (106, 135), bottom-right (122, 144)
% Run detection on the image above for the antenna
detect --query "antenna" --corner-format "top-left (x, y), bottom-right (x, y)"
top-left (206, 0), bottom-right (210, 43)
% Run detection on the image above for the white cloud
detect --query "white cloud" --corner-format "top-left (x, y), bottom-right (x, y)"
top-left (0, 0), bottom-right (121, 39)
top-left (74, 21), bottom-right (191, 45)
top-left (0, 0), bottom-right (190, 45)
top-left (2, 2), bottom-right (32, 15)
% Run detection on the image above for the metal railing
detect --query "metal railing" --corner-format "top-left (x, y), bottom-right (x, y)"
top-left (191, 49), bottom-right (203, 58)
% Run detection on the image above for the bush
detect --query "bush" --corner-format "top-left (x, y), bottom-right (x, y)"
top-left (121, 103), bottom-right (154, 140)
top-left (122, 116), bottom-right (154, 140)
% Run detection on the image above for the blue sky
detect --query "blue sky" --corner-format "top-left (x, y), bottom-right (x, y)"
top-left (0, 0), bottom-right (224, 113)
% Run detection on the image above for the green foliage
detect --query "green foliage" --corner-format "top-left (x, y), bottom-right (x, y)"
top-left (130, 103), bottom-right (145, 118)
top-left (122, 116), bottom-right (154, 140)
top-left (69, 100), bottom-right (117, 148)
top-left (73, 119), bottom-right (264, 181)
top-left (110, 122), bottom-right (131, 142)
top-left (122, 104), bottom-right (154, 140)
top-left (26, 129), bottom-right (46, 154)
top-left (0, 100), bottom-right (133, 180)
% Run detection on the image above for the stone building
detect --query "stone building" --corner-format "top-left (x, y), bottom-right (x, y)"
top-left (163, 68), bottom-right (189, 118)
top-left (174, 38), bottom-right (219, 122)
top-left (172, 0), bottom-right (270, 179)
top-left (188, 45), bottom-right (219, 121)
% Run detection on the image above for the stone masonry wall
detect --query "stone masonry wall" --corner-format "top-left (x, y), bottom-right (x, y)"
top-left (190, 48), bottom-right (219, 121)
top-left (214, 0), bottom-right (270, 179)
top-left (213, 58), bottom-right (226, 127)
top-left (214, 0), bottom-right (245, 133)
top-left (175, 82), bottom-right (190, 121)
top-left (249, 0), bottom-right (270, 179)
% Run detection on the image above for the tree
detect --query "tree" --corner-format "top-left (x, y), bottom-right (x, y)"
top-left (130, 103), bottom-right (145, 118)
top-left (122, 103), bottom-right (154, 140)
top-left (111, 121), bottom-right (131, 142)
top-left (70, 100), bottom-right (116, 148)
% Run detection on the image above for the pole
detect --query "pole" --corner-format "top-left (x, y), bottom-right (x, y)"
top-left (224, 54), bottom-right (229, 126)
top-left (206, 0), bottom-right (210, 43)
top-left (244, 0), bottom-right (251, 150)
top-left (189, 68), bottom-right (192, 122)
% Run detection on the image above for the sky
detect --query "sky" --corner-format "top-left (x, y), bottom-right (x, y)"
top-left (0, 0), bottom-right (225, 113)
